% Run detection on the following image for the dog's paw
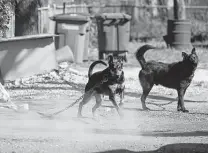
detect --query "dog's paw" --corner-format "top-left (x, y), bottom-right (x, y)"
top-left (119, 113), bottom-right (124, 119)
top-left (119, 102), bottom-right (124, 107)
top-left (182, 109), bottom-right (189, 113)
top-left (177, 108), bottom-right (189, 113)
top-left (143, 107), bottom-right (151, 111)
top-left (77, 114), bottom-right (83, 118)
top-left (117, 110), bottom-right (124, 119)
top-left (92, 113), bottom-right (99, 119)
top-left (177, 107), bottom-right (182, 112)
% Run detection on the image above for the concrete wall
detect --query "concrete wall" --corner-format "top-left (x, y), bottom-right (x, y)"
top-left (0, 34), bottom-right (58, 81)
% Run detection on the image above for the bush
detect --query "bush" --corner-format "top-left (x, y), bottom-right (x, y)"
top-left (130, 19), bottom-right (167, 42)
top-left (0, 0), bottom-right (13, 37)
top-left (191, 20), bottom-right (208, 42)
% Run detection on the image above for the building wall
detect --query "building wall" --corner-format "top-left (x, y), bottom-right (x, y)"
top-left (0, 35), bottom-right (58, 81)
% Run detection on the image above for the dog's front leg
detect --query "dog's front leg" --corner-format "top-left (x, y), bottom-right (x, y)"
top-left (117, 84), bottom-right (125, 107)
top-left (119, 91), bottom-right (124, 107)
top-left (116, 73), bottom-right (125, 107)
top-left (177, 88), bottom-right (189, 113)
top-left (109, 90), bottom-right (123, 118)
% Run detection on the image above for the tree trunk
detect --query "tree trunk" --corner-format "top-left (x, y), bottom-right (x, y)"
top-left (15, 0), bottom-right (45, 36)
top-left (174, 0), bottom-right (186, 20)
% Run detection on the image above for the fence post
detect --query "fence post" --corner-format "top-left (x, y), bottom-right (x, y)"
top-left (48, 4), bottom-right (52, 33)
top-left (10, 13), bottom-right (15, 37)
top-left (53, 4), bottom-right (56, 14)
top-left (133, 0), bottom-right (139, 21)
top-left (38, 9), bottom-right (41, 34)
top-left (63, 2), bottom-right (66, 14)
top-left (41, 8), bottom-right (44, 33)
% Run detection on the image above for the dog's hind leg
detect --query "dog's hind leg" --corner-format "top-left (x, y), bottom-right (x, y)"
top-left (92, 93), bottom-right (102, 117)
top-left (139, 72), bottom-right (153, 110)
top-left (177, 88), bottom-right (189, 113)
top-left (141, 85), bottom-right (153, 110)
top-left (77, 90), bottom-right (96, 117)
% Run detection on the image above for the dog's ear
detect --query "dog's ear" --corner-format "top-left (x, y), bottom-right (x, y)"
top-left (191, 48), bottom-right (196, 54)
top-left (108, 55), bottom-right (113, 64)
top-left (182, 52), bottom-right (189, 60)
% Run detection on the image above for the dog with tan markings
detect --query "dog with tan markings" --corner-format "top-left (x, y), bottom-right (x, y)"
top-left (77, 55), bottom-right (125, 118)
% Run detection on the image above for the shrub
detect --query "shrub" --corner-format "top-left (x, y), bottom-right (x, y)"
top-left (191, 20), bottom-right (208, 42)
top-left (0, 0), bottom-right (13, 37)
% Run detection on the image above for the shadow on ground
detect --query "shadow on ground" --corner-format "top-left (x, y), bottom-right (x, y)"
top-left (95, 143), bottom-right (208, 153)
top-left (9, 80), bottom-right (85, 92)
top-left (125, 91), bottom-right (207, 103)
top-left (89, 128), bottom-right (208, 137)
top-left (101, 104), bottom-right (208, 116)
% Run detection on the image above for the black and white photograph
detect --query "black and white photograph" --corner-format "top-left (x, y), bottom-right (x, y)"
top-left (0, 0), bottom-right (208, 152)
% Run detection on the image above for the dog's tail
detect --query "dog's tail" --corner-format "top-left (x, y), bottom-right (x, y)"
top-left (135, 44), bottom-right (156, 69)
top-left (88, 60), bottom-right (107, 78)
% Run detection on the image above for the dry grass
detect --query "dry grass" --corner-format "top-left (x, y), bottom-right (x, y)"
top-left (125, 41), bottom-right (208, 69)
top-left (194, 80), bottom-right (208, 88)
top-left (82, 40), bottom-right (208, 70)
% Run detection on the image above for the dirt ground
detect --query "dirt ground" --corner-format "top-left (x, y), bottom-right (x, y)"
top-left (0, 62), bottom-right (208, 153)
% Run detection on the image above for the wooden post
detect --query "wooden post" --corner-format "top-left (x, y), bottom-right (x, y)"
top-left (63, 2), bottom-right (66, 14)
top-left (116, 24), bottom-right (119, 53)
top-left (180, 0), bottom-right (186, 19)
top-left (174, 0), bottom-right (186, 20)
top-left (174, 0), bottom-right (179, 19)
top-left (38, 9), bottom-right (41, 34)
top-left (48, 4), bottom-right (56, 34)
top-left (167, 0), bottom-right (174, 19)
top-left (41, 9), bottom-right (44, 33)
top-left (133, 0), bottom-right (139, 21)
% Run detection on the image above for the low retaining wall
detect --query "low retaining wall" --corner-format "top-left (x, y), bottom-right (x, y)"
top-left (0, 34), bottom-right (58, 81)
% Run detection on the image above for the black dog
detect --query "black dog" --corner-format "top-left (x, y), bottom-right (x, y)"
top-left (77, 55), bottom-right (125, 118)
top-left (135, 45), bottom-right (198, 112)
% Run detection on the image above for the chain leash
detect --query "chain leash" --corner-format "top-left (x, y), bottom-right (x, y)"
top-left (38, 75), bottom-right (108, 118)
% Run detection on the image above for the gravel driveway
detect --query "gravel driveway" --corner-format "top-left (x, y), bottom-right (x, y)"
top-left (0, 65), bottom-right (208, 153)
